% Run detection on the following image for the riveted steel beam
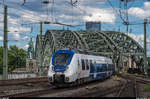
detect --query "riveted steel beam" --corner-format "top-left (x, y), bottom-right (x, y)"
top-left (35, 30), bottom-right (145, 74)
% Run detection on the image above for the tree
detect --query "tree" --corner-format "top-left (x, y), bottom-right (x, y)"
top-left (0, 45), bottom-right (27, 74)
top-left (8, 45), bottom-right (27, 72)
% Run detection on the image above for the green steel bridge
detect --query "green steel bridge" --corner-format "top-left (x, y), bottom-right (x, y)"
top-left (35, 30), bottom-right (146, 73)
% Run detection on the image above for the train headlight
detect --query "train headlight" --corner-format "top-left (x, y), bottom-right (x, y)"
top-left (48, 77), bottom-right (53, 82)
top-left (66, 66), bottom-right (69, 70)
top-left (51, 66), bottom-right (54, 71)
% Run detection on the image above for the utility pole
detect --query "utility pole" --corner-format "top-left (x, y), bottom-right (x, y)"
top-left (99, 21), bottom-right (101, 31)
top-left (144, 18), bottom-right (148, 76)
top-left (39, 22), bottom-right (43, 76)
top-left (125, 0), bottom-right (128, 33)
top-left (3, 5), bottom-right (8, 79)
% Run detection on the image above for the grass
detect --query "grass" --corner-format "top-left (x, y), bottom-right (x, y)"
top-left (144, 83), bottom-right (150, 92)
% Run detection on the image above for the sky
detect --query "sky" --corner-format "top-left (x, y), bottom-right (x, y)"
top-left (0, 0), bottom-right (150, 56)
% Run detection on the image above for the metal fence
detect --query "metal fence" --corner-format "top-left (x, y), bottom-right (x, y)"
top-left (0, 67), bottom-right (48, 79)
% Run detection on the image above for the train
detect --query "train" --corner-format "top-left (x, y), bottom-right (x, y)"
top-left (48, 49), bottom-right (114, 87)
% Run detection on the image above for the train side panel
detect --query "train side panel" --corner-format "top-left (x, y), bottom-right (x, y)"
top-left (64, 54), bottom-right (79, 83)
top-left (47, 50), bottom-right (114, 87)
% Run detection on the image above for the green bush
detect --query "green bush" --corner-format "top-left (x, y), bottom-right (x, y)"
top-left (0, 45), bottom-right (27, 74)
top-left (144, 83), bottom-right (150, 92)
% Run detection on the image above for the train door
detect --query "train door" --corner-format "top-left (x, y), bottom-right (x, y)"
top-left (96, 64), bottom-right (100, 78)
top-left (104, 64), bottom-right (107, 78)
top-left (94, 61), bottom-right (97, 78)
top-left (77, 58), bottom-right (81, 79)
top-left (106, 63), bottom-right (109, 77)
top-left (101, 64), bottom-right (105, 77)
top-left (90, 60), bottom-right (94, 79)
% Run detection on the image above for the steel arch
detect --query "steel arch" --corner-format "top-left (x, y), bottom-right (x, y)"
top-left (35, 30), bottom-right (144, 72)
top-left (104, 31), bottom-right (144, 55)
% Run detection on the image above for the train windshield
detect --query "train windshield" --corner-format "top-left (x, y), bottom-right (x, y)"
top-left (54, 53), bottom-right (71, 66)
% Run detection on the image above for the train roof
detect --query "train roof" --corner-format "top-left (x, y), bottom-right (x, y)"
top-left (59, 49), bottom-right (110, 58)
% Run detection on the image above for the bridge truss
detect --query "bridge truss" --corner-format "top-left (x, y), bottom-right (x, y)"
top-left (35, 30), bottom-right (145, 73)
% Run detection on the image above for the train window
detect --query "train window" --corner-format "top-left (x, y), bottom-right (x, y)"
top-left (104, 64), bottom-right (107, 72)
top-left (102, 64), bottom-right (105, 72)
top-left (107, 65), bottom-right (109, 71)
top-left (94, 61), bottom-right (97, 73)
top-left (109, 65), bottom-right (111, 71)
top-left (54, 53), bottom-right (71, 66)
top-left (108, 64), bottom-right (111, 71)
top-left (77, 60), bottom-right (80, 68)
top-left (100, 65), bottom-right (102, 72)
top-left (81, 59), bottom-right (85, 70)
top-left (106, 64), bottom-right (108, 71)
top-left (102, 66), bottom-right (104, 72)
top-left (100, 64), bottom-right (107, 72)
top-left (111, 64), bottom-right (113, 70)
top-left (86, 59), bottom-right (89, 70)
top-left (90, 60), bottom-right (92, 70)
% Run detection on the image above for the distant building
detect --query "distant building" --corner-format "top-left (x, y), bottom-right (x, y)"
top-left (86, 21), bottom-right (101, 31)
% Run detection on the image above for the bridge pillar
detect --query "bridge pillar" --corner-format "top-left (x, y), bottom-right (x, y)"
top-left (128, 54), bottom-right (132, 68)
top-left (119, 53), bottom-right (123, 73)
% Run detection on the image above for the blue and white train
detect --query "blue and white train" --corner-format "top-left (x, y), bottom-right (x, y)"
top-left (48, 49), bottom-right (114, 87)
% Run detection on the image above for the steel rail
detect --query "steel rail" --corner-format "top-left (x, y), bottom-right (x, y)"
top-left (0, 77), bottom-right (48, 86)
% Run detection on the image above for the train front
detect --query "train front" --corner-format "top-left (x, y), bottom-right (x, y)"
top-left (48, 50), bottom-right (74, 86)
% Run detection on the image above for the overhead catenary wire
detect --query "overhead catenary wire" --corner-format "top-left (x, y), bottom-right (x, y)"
top-left (107, 0), bottom-right (126, 23)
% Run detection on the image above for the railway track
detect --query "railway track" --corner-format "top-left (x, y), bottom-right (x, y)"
top-left (1, 86), bottom-right (55, 97)
top-left (116, 79), bottom-right (138, 97)
top-left (80, 82), bottom-right (126, 97)
top-left (85, 74), bottom-right (150, 97)
top-left (115, 74), bottom-right (150, 97)
top-left (0, 76), bottom-right (50, 97)
top-left (116, 80), bottom-right (128, 97)
top-left (1, 83), bottom-right (89, 97)
top-left (0, 76), bottom-right (48, 86)
top-left (1, 74), bottom-right (148, 97)
top-left (1, 76), bottom-right (120, 97)
top-left (118, 74), bottom-right (150, 84)
top-left (77, 77), bottom-right (128, 97)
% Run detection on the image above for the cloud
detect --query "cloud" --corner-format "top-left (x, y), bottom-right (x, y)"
top-left (0, 7), bottom-right (31, 41)
top-left (41, 0), bottom-right (116, 24)
top-left (78, 0), bottom-right (106, 7)
top-left (0, 36), bottom-right (3, 40)
top-left (128, 33), bottom-right (150, 56)
top-left (128, 34), bottom-right (144, 47)
top-left (83, 7), bottom-right (116, 24)
top-left (144, 2), bottom-right (150, 9)
top-left (22, 36), bottom-right (29, 41)
top-left (24, 44), bottom-right (29, 50)
top-left (9, 26), bottom-right (30, 33)
top-left (128, 2), bottom-right (150, 19)
top-left (0, 0), bottom-right (116, 32)
top-left (20, 10), bottom-right (49, 23)
top-left (7, 26), bottom-right (30, 40)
